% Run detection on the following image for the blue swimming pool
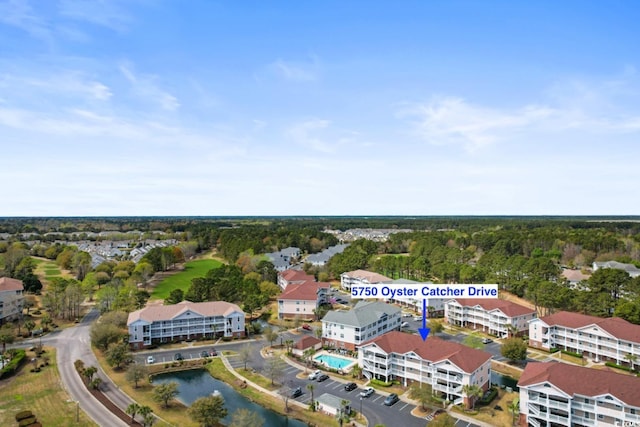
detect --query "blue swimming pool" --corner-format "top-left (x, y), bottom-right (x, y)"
top-left (313, 353), bottom-right (355, 370)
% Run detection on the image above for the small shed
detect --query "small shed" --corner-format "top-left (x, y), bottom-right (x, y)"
top-left (316, 393), bottom-right (351, 417)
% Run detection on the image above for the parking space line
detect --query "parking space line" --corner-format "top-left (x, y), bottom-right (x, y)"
top-left (371, 395), bottom-right (382, 403)
top-left (331, 382), bottom-right (343, 390)
top-left (399, 403), bottom-right (409, 411)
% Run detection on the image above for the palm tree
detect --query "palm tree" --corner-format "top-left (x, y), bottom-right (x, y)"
top-left (284, 339), bottom-right (294, 355)
top-left (624, 353), bottom-right (637, 371)
top-left (126, 403), bottom-right (141, 424)
top-left (302, 348), bottom-right (315, 373)
top-left (462, 384), bottom-right (483, 410)
top-left (508, 398), bottom-right (520, 426)
top-left (306, 383), bottom-right (315, 408)
top-left (506, 324), bottom-right (519, 338)
top-left (337, 399), bottom-right (350, 426)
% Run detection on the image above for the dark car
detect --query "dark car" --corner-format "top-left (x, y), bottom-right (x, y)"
top-left (302, 323), bottom-right (312, 331)
top-left (174, 353), bottom-right (184, 361)
top-left (344, 382), bottom-right (357, 392)
top-left (317, 373), bottom-right (330, 382)
top-left (210, 348), bottom-right (218, 356)
top-left (201, 350), bottom-right (210, 358)
top-left (384, 393), bottom-right (399, 406)
top-left (291, 387), bottom-right (303, 398)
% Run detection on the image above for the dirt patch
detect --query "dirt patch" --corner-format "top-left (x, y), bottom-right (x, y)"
top-left (499, 291), bottom-right (535, 310)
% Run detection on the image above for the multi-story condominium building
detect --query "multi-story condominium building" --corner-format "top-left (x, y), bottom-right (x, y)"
top-left (277, 281), bottom-right (330, 320)
top-left (340, 269), bottom-right (392, 291)
top-left (384, 278), bottom-right (445, 317)
top-left (322, 301), bottom-right (401, 351)
top-left (127, 300), bottom-right (245, 349)
top-left (0, 277), bottom-right (24, 323)
top-left (528, 311), bottom-right (640, 366)
top-left (277, 269), bottom-right (315, 290)
top-left (445, 298), bottom-right (537, 338)
top-left (444, 298), bottom-right (536, 338)
top-left (518, 361), bottom-right (640, 427)
top-left (358, 331), bottom-right (492, 407)
top-left (593, 260), bottom-right (640, 278)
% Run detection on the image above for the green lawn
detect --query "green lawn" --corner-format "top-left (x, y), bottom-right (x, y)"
top-left (150, 259), bottom-right (223, 300)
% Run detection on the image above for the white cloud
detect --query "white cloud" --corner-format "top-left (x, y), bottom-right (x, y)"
top-left (268, 58), bottom-right (318, 82)
top-left (404, 73), bottom-right (640, 153)
top-left (0, 0), bottom-right (52, 42)
top-left (0, 71), bottom-right (112, 103)
top-left (119, 62), bottom-right (180, 111)
top-left (402, 96), bottom-right (555, 152)
top-left (58, 0), bottom-right (132, 32)
top-left (286, 118), bottom-right (334, 153)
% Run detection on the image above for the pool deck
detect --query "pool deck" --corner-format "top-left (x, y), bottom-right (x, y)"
top-left (312, 350), bottom-right (357, 372)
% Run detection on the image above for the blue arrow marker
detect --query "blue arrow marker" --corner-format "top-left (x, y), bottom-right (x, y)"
top-left (418, 298), bottom-right (430, 341)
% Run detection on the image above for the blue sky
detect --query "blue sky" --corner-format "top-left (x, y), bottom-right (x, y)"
top-left (1, 0), bottom-right (640, 216)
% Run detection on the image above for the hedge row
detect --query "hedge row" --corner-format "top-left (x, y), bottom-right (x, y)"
top-left (560, 350), bottom-right (583, 358)
top-left (0, 349), bottom-right (27, 379)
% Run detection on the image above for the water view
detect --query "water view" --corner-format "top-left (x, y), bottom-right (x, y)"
top-left (152, 370), bottom-right (307, 427)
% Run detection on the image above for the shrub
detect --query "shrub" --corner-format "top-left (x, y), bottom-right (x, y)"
top-left (0, 349), bottom-right (27, 379)
top-left (561, 350), bottom-right (583, 358)
top-left (549, 348), bottom-right (559, 353)
top-left (18, 416), bottom-right (37, 427)
top-left (605, 362), bottom-right (633, 372)
top-left (478, 387), bottom-right (498, 405)
top-left (15, 410), bottom-right (33, 421)
top-left (370, 378), bottom-right (392, 387)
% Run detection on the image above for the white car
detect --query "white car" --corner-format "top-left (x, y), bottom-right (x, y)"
top-left (360, 387), bottom-right (375, 398)
top-left (147, 355), bottom-right (155, 364)
top-left (401, 322), bottom-right (409, 328)
top-left (308, 370), bottom-right (322, 380)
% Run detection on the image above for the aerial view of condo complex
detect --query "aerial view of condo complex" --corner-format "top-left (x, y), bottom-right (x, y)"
top-left (1, 1), bottom-right (640, 427)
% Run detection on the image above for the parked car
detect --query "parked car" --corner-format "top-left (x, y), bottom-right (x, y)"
top-left (402, 312), bottom-right (412, 318)
top-left (201, 350), bottom-right (210, 358)
top-left (360, 387), bottom-right (375, 398)
top-left (308, 370), bottom-right (322, 380)
top-left (146, 355), bottom-right (155, 364)
top-left (316, 373), bottom-right (330, 382)
top-left (302, 323), bottom-right (312, 331)
top-left (384, 393), bottom-right (400, 406)
top-left (401, 322), bottom-right (409, 328)
top-left (344, 382), bottom-right (357, 391)
top-left (291, 387), bottom-right (303, 398)
top-left (210, 348), bottom-right (218, 356)
top-left (414, 316), bottom-right (422, 321)
top-left (174, 353), bottom-right (184, 361)
top-left (482, 338), bottom-right (493, 344)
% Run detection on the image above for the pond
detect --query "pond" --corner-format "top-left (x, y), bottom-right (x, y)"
top-left (491, 371), bottom-right (519, 391)
top-left (153, 369), bottom-right (307, 427)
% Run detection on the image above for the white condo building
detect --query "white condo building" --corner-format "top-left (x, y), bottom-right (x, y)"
top-left (0, 277), bottom-right (24, 323)
top-left (322, 300), bottom-right (401, 351)
top-left (340, 269), bottom-right (392, 291)
top-left (127, 300), bottom-right (245, 349)
top-left (445, 298), bottom-right (537, 338)
top-left (358, 331), bottom-right (492, 407)
top-left (518, 362), bottom-right (640, 427)
top-left (528, 311), bottom-right (640, 367)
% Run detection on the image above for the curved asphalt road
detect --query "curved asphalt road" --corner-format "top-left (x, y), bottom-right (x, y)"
top-left (54, 308), bottom-right (129, 427)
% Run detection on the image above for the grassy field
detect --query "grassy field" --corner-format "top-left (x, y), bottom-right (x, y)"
top-left (0, 348), bottom-right (97, 427)
top-left (150, 259), bottom-right (223, 300)
top-left (32, 257), bottom-right (73, 284)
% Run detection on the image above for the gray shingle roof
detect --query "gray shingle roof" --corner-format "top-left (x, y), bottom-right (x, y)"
top-left (322, 300), bottom-right (400, 327)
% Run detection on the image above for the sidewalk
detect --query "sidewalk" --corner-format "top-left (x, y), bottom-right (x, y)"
top-left (223, 349), bottom-right (366, 427)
